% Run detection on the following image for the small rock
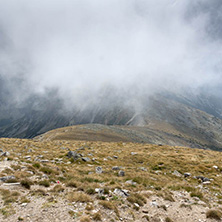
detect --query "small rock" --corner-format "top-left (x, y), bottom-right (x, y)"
top-left (113, 188), bottom-right (129, 197)
top-left (131, 152), bottom-right (137, 155)
top-left (21, 203), bottom-right (27, 207)
top-left (1, 151), bottom-right (10, 157)
top-left (96, 166), bottom-right (103, 174)
top-left (125, 180), bottom-right (137, 185)
top-left (0, 175), bottom-right (15, 182)
top-left (95, 188), bottom-right (104, 195)
top-left (37, 155), bottom-right (43, 158)
top-left (134, 203), bottom-right (140, 208)
top-left (82, 157), bottom-right (91, 162)
top-left (77, 147), bottom-right (85, 151)
top-left (60, 147), bottom-right (69, 150)
top-left (118, 170), bottom-right (125, 177)
top-left (138, 167), bottom-right (147, 171)
top-left (150, 201), bottom-right (158, 207)
top-left (172, 170), bottom-right (182, 177)
top-left (142, 209), bottom-right (149, 214)
top-left (213, 165), bottom-right (218, 169)
top-left (184, 172), bottom-right (191, 178)
top-left (112, 166), bottom-right (120, 171)
top-left (24, 156), bottom-right (31, 159)
top-left (67, 151), bottom-right (80, 160)
top-left (195, 176), bottom-right (210, 182)
top-left (113, 156), bottom-right (118, 159)
top-left (40, 159), bottom-right (49, 163)
top-left (203, 181), bottom-right (211, 185)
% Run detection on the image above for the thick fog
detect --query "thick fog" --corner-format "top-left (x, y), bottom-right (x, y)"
top-left (0, 0), bottom-right (222, 109)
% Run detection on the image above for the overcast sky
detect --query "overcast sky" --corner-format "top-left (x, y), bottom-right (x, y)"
top-left (0, 0), bottom-right (222, 106)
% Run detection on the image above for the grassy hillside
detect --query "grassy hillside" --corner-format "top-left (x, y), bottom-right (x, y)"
top-left (36, 123), bottom-right (222, 151)
top-left (0, 137), bottom-right (222, 221)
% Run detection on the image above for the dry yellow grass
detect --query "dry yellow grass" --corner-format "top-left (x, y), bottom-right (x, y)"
top-left (0, 137), bottom-right (222, 221)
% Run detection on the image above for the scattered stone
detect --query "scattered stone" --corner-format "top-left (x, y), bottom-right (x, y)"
top-left (113, 189), bottom-right (129, 197)
top-left (203, 181), bottom-right (211, 185)
top-left (213, 165), bottom-right (218, 169)
top-left (0, 149), bottom-right (3, 152)
top-left (96, 166), bottom-right (103, 174)
top-left (184, 172), bottom-right (191, 178)
top-left (95, 188), bottom-right (104, 195)
top-left (24, 156), bottom-right (31, 159)
top-left (172, 170), bottom-right (182, 177)
top-left (0, 175), bottom-right (15, 182)
top-left (150, 200), bottom-right (158, 207)
top-left (82, 157), bottom-right (91, 162)
top-left (21, 203), bottom-right (28, 207)
top-left (37, 155), bottom-right (43, 158)
top-left (60, 147), bottom-right (69, 150)
top-left (131, 152), bottom-right (137, 155)
top-left (142, 209), bottom-right (149, 214)
top-left (125, 180), bottom-right (137, 186)
top-left (112, 166), bottom-right (120, 171)
top-left (77, 147), bottom-right (85, 151)
top-left (40, 159), bottom-right (49, 163)
top-left (118, 170), bottom-right (125, 177)
top-left (113, 155), bottom-right (118, 159)
top-left (134, 203), bottom-right (140, 208)
top-left (195, 176), bottom-right (210, 182)
top-left (138, 167), bottom-right (147, 171)
top-left (1, 151), bottom-right (10, 157)
top-left (67, 151), bottom-right (81, 160)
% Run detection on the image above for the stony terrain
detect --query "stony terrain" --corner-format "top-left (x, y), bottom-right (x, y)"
top-left (0, 137), bottom-right (222, 221)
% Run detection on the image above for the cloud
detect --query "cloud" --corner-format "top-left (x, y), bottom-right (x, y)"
top-left (0, 0), bottom-right (221, 107)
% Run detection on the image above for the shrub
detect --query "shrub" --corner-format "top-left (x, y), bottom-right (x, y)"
top-left (165, 217), bottom-right (173, 222)
top-left (68, 192), bottom-right (92, 203)
top-left (92, 212), bottom-right (102, 221)
top-left (80, 216), bottom-right (91, 222)
top-left (99, 200), bottom-right (114, 210)
top-left (86, 188), bottom-right (95, 195)
top-left (66, 180), bottom-right (77, 188)
top-left (32, 163), bottom-right (41, 168)
top-left (127, 193), bottom-right (146, 206)
top-left (164, 193), bottom-right (175, 202)
top-left (206, 209), bottom-right (222, 220)
top-left (40, 167), bottom-right (53, 175)
top-left (190, 191), bottom-right (203, 199)
top-left (39, 180), bottom-right (50, 187)
top-left (51, 185), bottom-right (64, 192)
top-left (21, 180), bottom-right (32, 189)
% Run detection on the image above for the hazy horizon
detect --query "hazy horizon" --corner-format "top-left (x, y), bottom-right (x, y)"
top-left (0, 0), bottom-right (222, 109)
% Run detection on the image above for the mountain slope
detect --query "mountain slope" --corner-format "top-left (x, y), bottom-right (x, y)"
top-left (1, 91), bottom-right (222, 150)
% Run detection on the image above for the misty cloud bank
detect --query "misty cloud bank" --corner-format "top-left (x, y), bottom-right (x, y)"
top-left (0, 0), bottom-right (222, 109)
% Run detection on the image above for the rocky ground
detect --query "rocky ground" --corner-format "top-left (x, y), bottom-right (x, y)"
top-left (0, 138), bottom-right (222, 221)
